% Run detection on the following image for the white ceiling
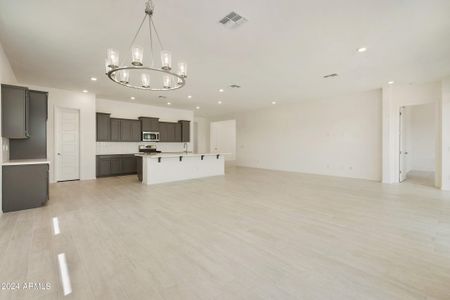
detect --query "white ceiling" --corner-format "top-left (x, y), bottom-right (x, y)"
top-left (1, 0), bottom-right (450, 117)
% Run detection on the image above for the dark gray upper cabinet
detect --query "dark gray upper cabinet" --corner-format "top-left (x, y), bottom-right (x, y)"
top-left (109, 118), bottom-right (141, 142)
top-left (159, 121), bottom-right (185, 142)
top-left (159, 122), bottom-right (169, 142)
top-left (139, 117), bottom-right (159, 132)
top-left (120, 119), bottom-right (132, 141)
top-left (175, 123), bottom-right (182, 142)
top-left (179, 120), bottom-right (190, 142)
top-left (96, 113), bottom-right (111, 141)
top-left (10, 90), bottom-right (48, 160)
top-left (130, 120), bottom-right (141, 141)
top-left (1, 84), bottom-right (30, 139)
top-left (110, 118), bottom-right (121, 141)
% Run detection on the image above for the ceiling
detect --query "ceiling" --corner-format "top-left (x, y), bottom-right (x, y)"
top-left (1, 0), bottom-right (450, 117)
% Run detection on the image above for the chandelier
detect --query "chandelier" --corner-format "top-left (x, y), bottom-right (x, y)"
top-left (105, 0), bottom-right (187, 91)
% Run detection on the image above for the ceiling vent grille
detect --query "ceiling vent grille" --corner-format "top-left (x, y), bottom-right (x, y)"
top-left (323, 73), bottom-right (338, 78)
top-left (219, 11), bottom-right (247, 28)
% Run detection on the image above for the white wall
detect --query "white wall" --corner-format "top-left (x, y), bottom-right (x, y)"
top-left (210, 120), bottom-right (236, 161)
top-left (382, 81), bottom-right (441, 184)
top-left (438, 77), bottom-right (450, 190)
top-left (25, 86), bottom-right (97, 183)
top-left (96, 98), bottom-right (194, 154)
top-left (194, 116), bottom-right (210, 153)
top-left (0, 41), bottom-right (18, 212)
top-left (223, 90), bottom-right (382, 180)
top-left (408, 104), bottom-right (436, 172)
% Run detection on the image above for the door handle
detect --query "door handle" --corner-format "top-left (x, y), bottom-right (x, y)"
top-left (57, 153), bottom-right (62, 156)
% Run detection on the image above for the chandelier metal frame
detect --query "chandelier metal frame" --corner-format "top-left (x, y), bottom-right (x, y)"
top-left (105, 0), bottom-right (186, 91)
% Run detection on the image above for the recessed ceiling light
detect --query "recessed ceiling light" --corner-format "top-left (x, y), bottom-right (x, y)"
top-left (90, 77), bottom-right (97, 81)
top-left (130, 96), bottom-right (135, 100)
top-left (388, 81), bottom-right (395, 85)
top-left (196, 106), bottom-right (200, 110)
top-left (272, 101), bottom-right (277, 105)
top-left (82, 90), bottom-right (88, 93)
top-left (188, 95), bottom-right (192, 99)
top-left (218, 101), bottom-right (222, 104)
top-left (167, 102), bottom-right (171, 105)
top-left (219, 89), bottom-right (224, 92)
top-left (357, 47), bottom-right (367, 53)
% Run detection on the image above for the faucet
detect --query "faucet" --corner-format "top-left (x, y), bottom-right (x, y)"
top-left (183, 143), bottom-right (188, 153)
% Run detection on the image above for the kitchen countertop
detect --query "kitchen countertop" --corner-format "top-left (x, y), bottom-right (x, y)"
top-left (135, 152), bottom-right (227, 159)
top-left (2, 159), bottom-right (51, 166)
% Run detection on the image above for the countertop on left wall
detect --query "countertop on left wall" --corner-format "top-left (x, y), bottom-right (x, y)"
top-left (2, 159), bottom-right (51, 166)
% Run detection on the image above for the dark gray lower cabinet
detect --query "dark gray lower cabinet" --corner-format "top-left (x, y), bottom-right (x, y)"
top-left (136, 156), bottom-right (143, 182)
top-left (96, 155), bottom-right (138, 177)
top-left (2, 164), bottom-right (49, 212)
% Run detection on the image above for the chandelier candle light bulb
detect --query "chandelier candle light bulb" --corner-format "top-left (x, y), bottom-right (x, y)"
top-left (107, 48), bottom-right (119, 68)
top-left (178, 62), bottom-right (187, 78)
top-left (131, 46), bottom-right (144, 66)
top-left (163, 75), bottom-right (171, 89)
top-left (161, 50), bottom-right (172, 70)
top-left (141, 73), bottom-right (150, 88)
top-left (118, 69), bottom-right (130, 84)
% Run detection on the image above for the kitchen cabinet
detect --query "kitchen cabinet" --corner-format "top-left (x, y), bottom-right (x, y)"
top-left (111, 119), bottom-right (121, 141)
top-left (179, 120), bottom-right (190, 142)
top-left (96, 154), bottom-right (138, 177)
top-left (10, 90), bottom-right (48, 159)
top-left (132, 120), bottom-right (141, 141)
top-left (137, 156), bottom-right (143, 182)
top-left (139, 117), bottom-right (159, 132)
top-left (96, 113), bottom-right (111, 141)
top-left (110, 118), bottom-right (141, 142)
top-left (159, 122), bottom-right (168, 142)
top-left (122, 156), bottom-right (137, 174)
top-left (159, 122), bottom-right (179, 142)
top-left (2, 164), bottom-right (49, 212)
top-left (1, 84), bottom-right (30, 139)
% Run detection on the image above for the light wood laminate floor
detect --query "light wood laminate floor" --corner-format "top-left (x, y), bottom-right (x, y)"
top-left (1, 166), bottom-right (450, 300)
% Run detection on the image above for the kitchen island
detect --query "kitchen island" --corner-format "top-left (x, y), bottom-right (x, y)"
top-left (135, 153), bottom-right (225, 185)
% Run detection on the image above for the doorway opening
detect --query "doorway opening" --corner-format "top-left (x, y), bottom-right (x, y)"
top-left (55, 107), bottom-right (80, 182)
top-left (399, 103), bottom-right (436, 187)
top-left (210, 120), bottom-right (236, 163)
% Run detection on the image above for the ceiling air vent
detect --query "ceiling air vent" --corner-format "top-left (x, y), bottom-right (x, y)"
top-left (323, 73), bottom-right (338, 78)
top-left (219, 11), bottom-right (247, 28)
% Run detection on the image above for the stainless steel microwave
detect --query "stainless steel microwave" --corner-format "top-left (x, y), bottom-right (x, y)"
top-left (142, 131), bottom-right (160, 142)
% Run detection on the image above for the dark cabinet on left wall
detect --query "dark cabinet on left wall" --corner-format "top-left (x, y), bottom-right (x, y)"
top-left (1, 84), bottom-right (30, 139)
top-left (9, 90), bottom-right (48, 159)
top-left (2, 164), bottom-right (49, 213)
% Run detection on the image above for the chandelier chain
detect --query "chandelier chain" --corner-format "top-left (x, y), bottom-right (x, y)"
top-left (129, 14), bottom-right (148, 51)
top-left (151, 18), bottom-right (164, 50)
top-left (148, 17), bottom-right (154, 67)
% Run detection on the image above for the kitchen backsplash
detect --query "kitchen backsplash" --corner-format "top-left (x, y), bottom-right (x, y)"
top-left (96, 142), bottom-right (190, 155)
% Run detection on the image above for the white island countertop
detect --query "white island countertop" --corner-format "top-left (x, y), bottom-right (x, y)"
top-left (135, 152), bottom-right (228, 159)
top-left (2, 159), bottom-right (51, 166)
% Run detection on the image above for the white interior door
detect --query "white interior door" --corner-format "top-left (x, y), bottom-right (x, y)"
top-left (56, 107), bottom-right (80, 181)
top-left (399, 106), bottom-right (408, 182)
